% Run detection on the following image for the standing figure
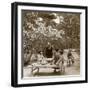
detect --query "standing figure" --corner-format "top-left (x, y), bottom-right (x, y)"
top-left (52, 49), bottom-right (60, 72)
top-left (53, 49), bottom-right (60, 65)
top-left (56, 49), bottom-right (65, 73)
top-left (45, 42), bottom-right (53, 58)
top-left (67, 49), bottom-right (74, 66)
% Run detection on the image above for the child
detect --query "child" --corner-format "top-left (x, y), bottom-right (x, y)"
top-left (56, 50), bottom-right (65, 73)
top-left (67, 49), bottom-right (74, 66)
top-left (52, 49), bottom-right (65, 73)
top-left (53, 49), bottom-right (60, 65)
top-left (37, 51), bottom-right (47, 64)
top-left (30, 52), bottom-right (37, 64)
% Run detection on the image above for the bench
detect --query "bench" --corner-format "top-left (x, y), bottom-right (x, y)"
top-left (26, 63), bottom-right (65, 76)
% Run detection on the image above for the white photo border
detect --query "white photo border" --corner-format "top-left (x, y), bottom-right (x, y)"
top-left (17, 5), bottom-right (86, 85)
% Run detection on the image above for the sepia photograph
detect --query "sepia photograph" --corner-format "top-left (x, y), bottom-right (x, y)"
top-left (22, 11), bottom-right (80, 78)
top-left (11, 2), bottom-right (87, 87)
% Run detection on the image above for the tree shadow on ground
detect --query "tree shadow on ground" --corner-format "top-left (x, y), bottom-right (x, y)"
top-left (34, 71), bottom-right (65, 76)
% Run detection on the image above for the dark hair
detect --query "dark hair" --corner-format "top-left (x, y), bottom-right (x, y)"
top-left (56, 49), bottom-right (59, 52)
top-left (38, 51), bottom-right (43, 54)
top-left (59, 49), bottom-right (64, 55)
top-left (60, 51), bottom-right (63, 55)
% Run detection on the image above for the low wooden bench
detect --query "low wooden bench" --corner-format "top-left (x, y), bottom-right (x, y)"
top-left (26, 63), bottom-right (65, 76)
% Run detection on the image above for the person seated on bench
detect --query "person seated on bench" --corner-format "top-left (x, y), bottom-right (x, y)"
top-left (30, 49), bottom-right (37, 64)
top-left (37, 51), bottom-right (47, 65)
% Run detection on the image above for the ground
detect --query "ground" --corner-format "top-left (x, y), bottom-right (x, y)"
top-left (23, 50), bottom-right (80, 77)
